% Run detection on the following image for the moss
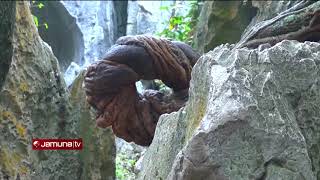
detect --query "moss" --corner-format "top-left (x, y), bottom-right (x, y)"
top-left (1, 110), bottom-right (26, 139)
top-left (0, 147), bottom-right (26, 177)
top-left (116, 153), bottom-right (137, 180)
top-left (16, 122), bottom-right (26, 138)
top-left (19, 82), bottom-right (29, 93)
top-left (19, 165), bottom-right (29, 175)
top-left (185, 98), bottom-right (207, 142)
top-left (2, 110), bottom-right (13, 120)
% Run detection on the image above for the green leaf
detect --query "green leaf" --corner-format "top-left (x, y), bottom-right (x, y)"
top-left (159, 6), bottom-right (169, 11)
top-left (33, 15), bottom-right (39, 27)
top-left (172, 18), bottom-right (182, 25)
top-left (37, 2), bottom-right (44, 9)
top-left (156, 1), bottom-right (199, 44)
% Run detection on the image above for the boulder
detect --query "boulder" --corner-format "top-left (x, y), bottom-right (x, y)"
top-left (139, 40), bottom-right (320, 179)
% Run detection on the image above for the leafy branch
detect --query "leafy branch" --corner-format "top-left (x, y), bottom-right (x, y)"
top-left (31, 1), bottom-right (48, 30)
top-left (157, 1), bottom-right (200, 45)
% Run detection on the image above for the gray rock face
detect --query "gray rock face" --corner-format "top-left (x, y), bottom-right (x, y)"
top-left (139, 40), bottom-right (320, 179)
top-left (64, 62), bottom-right (81, 87)
top-left (0, 2), bottom-right (115, 179)
top-left (127, 1), bottom-right (193, 36)
top-left (62, 1), bottom-right (127, 65)
top-left (127, 1), bottom-right (173, 36)
top-left (32, 1), bottom-right (129, 86)
top-left (31, 1), bottom-right (85, 72)
top-left (60, 1), bottom-right (128, 86)
top-left (248, 0), bottom-right (308, 28)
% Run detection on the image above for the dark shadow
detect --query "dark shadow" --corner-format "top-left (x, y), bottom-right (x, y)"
top-left (0, 2), bottom-right (15, 90)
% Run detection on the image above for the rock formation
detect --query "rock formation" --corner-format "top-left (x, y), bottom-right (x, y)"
top-left (139, 1), bottom-right (320, 179)
top-left (139, 39), bottom-right (320, 180)
top-left (1, 0), bottom-right (320, 179)
top-left (31, 1), bottom-right (84, 72)
top-left (0, 2), bottom-right (115, 179)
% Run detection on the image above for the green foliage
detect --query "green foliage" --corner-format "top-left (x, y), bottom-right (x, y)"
top-left (155, 79), bottom-right (172, 94)
top-left (116, 153), bottom-right (137, 180)
top-left (31, 1), bottom-right (49, 30)
top-left (37, 2), bottom-right (44, 9)
top-left (157, 1), bottom-right (200, 45)
top-left (33, 15), bottom-right (39, 27)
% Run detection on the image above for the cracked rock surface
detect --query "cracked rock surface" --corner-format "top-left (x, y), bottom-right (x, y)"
top-left (0, 2), bottom-right (115, 179)
top-left (139, 40), bottom-right (320, 180)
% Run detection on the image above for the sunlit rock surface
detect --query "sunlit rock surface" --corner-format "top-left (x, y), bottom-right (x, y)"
top-left (48, 1), bottom-right (128, 86)
top-left (0, 2), bottom-right (115, 179)
top-left (64, 62), bottom-right (81, 87)
top-left (139, 40), bottom-right (320, 179)
top-left (62, 1), bottom-right (127, 66)
top-left (127, 1), bottom-right (194, 36)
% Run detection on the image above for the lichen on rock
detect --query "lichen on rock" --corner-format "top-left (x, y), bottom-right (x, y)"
top-left (0, 2), bottom-right (115, 179)
top-left (139, 40), bottom-right (320, 179)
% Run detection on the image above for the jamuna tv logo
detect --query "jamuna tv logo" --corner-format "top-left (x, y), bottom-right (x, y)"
top-left (32, 139), bottom-right (83, 150)
top-left (33, 140), bottom-right (40, 148)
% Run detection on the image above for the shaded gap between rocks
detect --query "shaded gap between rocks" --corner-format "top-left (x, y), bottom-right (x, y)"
top-left (31, 1), bottom-right (84, 72)
top-left (205, 1), bottom-right (258, 52)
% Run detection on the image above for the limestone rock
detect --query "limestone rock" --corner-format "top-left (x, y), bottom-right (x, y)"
top-left (31, 1), bottom-right (85, 72)
top-left (62, 1), bottom-right (127, 65)
top-left (127, 1), bottom-right (173, 36)
top-left (64, 62), bottom-right (81, 87)
top-left (69, 71), bottom-right (116, 180)
top-left (60, 1), bottom-right (128, 86)
top-left (127, 1), bottom-right (193, 36)
top-left (0, 2), bottom-right (115, 179)
top-left (139, 40), bottom-right (320, 179)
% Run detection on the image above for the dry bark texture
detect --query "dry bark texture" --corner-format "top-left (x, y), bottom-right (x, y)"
top-left (84, 35), bottom-right (200, 146)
